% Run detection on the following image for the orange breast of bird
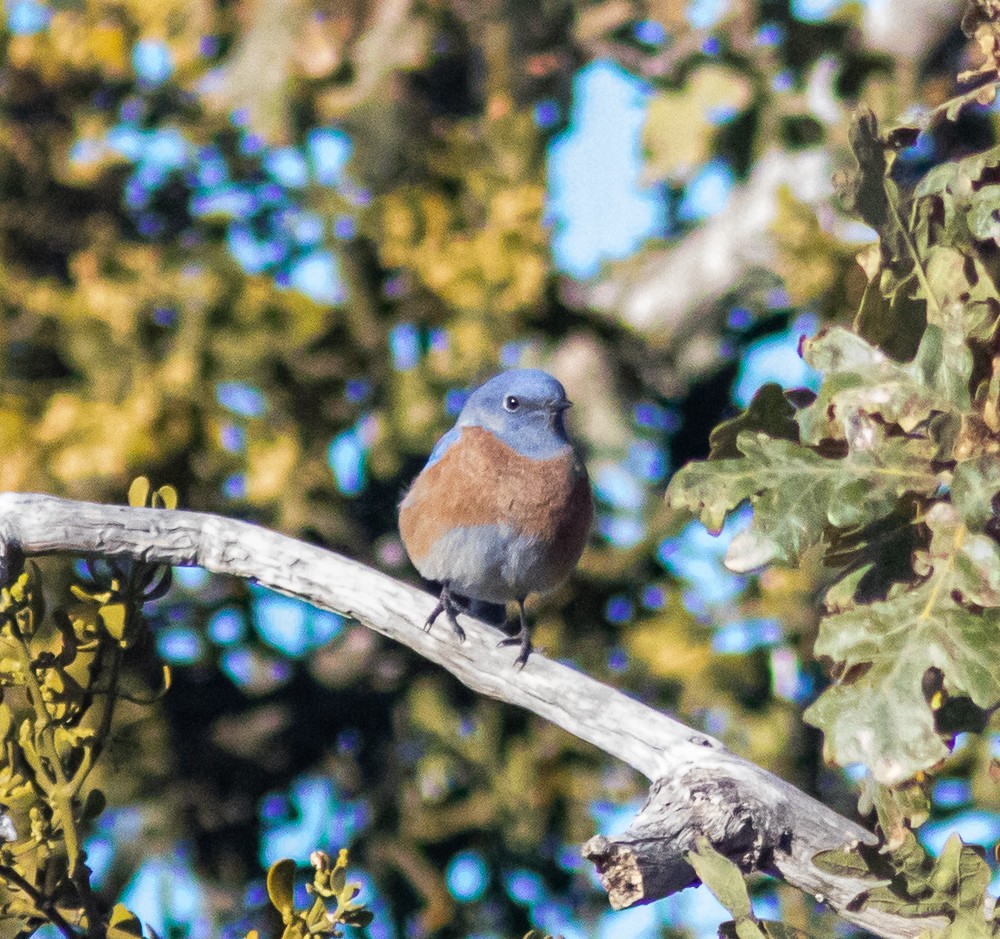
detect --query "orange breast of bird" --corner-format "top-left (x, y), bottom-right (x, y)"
top-left (399, 425), bottom-right (592, 593)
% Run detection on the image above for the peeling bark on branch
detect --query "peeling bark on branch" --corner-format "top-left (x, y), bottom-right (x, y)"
top-left (0, 493), bottom-right (943, 939)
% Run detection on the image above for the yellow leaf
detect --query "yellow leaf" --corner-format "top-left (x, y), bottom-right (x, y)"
top-left (154, 485), bottom-right (178, 510)
top-left (100, 603), bottom-right (127, 641)
top-left (267, 858), bottom-right (297, 913)
top-left (128, 477), bottom-right (151, 508)
top-left (107, 903), bottom-right (143, 939)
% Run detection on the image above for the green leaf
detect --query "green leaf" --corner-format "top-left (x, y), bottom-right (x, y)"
top-left (798, 326), bottom-right (970, 444)
top-left (951, 456), bottom-right (1000, 530)
top-left (937, 913), bottom-right (1000, 939)
top-left (267, 858), bottom-right (297, 914)
top-left (812, 845), bottom-right (890, 883)
top-left (107, 903), bottom-right (144, 939)
top-left (931, 834), bottom-right (992, 909)
top-left (915, 145), bottom-right (1000, 200)
top-left (707, 383), bottom-right (799, 460)
top-left (811, 832), bottom-right (997, 926)
top-left (667, 429), bottom-right (938, 572)
top-left (912, 321), bottom-right (973, 415)
top-left (735, 922), bottom-right (768, 939)
top-left (854, 278), bottom-right (926, 362)
top-left (687, 837), bottom-right (753, 921)
top-left (913, 143), bottom-right (1000, 268)
top-left (756, 924), bottom-right (815, 939)
top-left (834, 106), bottom-right (890, 234)
top-left (721, 923), bottom-right (811, 939)
top-left (805, 503), bottom-right (1000, 783)
top-left (921, 246), bottom-right (999, 341)
top-left (858, 774), bottom-right (930, 849)
top-left (968, 186), bottom-right (1000, 244)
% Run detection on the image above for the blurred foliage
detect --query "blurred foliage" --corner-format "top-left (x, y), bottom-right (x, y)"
top-left (5, 0), bottom-right (1000, 936)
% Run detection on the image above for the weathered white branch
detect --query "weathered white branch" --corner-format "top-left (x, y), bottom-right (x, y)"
top-left (0, 493), bottom-right (943, 939)
top-left (576, 149), bottom-right (833, 343)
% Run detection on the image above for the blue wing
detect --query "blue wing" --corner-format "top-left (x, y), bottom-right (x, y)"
top-left (424, 425), bottom-right (462, 469)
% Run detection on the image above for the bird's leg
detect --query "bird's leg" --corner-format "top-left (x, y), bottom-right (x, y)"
top-left (424, 582), bottom-right (467, 641)
top-left (497, 597), bottom-right (532, 668)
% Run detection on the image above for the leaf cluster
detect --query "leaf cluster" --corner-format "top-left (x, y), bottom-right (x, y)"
top-left (814, 832), bottom-right (998, 936)
top-left (667, 64), bottom-right (1000, 840)
top-left (692, 831), bottom-right (1000, 939)
top-left (260, 850), bottom-right (374, 939)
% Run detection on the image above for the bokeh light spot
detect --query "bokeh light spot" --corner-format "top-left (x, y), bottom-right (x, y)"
top-left (446, 851), bottom-right (489, 902)
top-left (217, 382), bottom-right (267, 418)
top-left (132, 39), bottom-right (174, 86)
top-left (548, 61), bottom-right (666, 278)
top-left (208, 608), bottom-right (246, 646)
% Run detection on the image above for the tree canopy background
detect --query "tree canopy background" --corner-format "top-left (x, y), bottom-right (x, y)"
top-left (3, 0), bottom-right (999, 937)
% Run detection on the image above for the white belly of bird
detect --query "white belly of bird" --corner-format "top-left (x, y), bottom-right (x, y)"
top-left (415, 523), bottom-right (560, 603)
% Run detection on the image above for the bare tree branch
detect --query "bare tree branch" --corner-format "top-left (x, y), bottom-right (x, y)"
top-left (572, 148), bottom-right (832, 341)
top-left (0, 492), bottom-right (944, 939)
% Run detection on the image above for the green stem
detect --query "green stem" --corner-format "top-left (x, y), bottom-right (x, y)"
top-left (884, 180), bottom-right (942, 322)
top-left (71, 645), bottom-right (121, 792)
top-left (921, 79), bottom-right (1000, 128)
top-left (8, 624), bottom-right (84, 882)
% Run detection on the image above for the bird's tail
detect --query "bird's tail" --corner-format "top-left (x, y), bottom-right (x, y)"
top-left (465, 599), bottom-right (507, 627)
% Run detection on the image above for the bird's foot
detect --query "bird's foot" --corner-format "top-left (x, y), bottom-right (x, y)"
top-left (497, 633), bottom-right (535, 671)
top-left (497, 631), bottom-right (532, 669)
top-left (497, 597), bottom-right (532, 669)
top-left (425, 585), bottom-right (466, 641)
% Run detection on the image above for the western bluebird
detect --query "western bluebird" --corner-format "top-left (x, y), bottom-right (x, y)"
top-left (399, 368), bottom-right (593, 667)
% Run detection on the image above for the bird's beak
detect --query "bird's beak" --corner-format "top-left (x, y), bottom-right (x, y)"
top-left (551, 400), bottom-right (572, 413)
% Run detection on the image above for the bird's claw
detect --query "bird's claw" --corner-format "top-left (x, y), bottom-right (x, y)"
top-left (497, 635), bottom-right (532, 669)
top-left (446, 612), bottom-right (466, 642)
top-left (425, 588), bottom-right (466, 641)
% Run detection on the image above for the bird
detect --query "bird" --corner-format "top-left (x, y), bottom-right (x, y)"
top-left (398, 368), bottom-right (593, 668)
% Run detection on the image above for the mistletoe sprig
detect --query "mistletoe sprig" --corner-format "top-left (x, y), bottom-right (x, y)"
top-left (0, 479), bottom-right (174, 938)
top-left (258, 850), bottom-right (374, 939)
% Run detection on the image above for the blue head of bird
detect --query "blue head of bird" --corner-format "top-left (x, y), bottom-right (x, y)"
top-left (457, 369), bottom-right (572, 459)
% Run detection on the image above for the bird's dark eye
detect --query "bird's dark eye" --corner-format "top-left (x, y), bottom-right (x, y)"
top-left (503, 395), bottom-right (520, 412)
